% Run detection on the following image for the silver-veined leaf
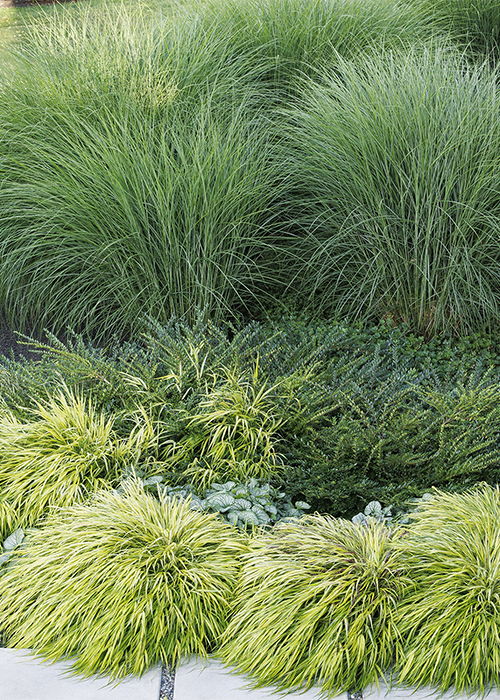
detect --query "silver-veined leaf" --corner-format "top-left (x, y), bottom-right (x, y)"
top-left (3, 529), bottom-right (24, 551)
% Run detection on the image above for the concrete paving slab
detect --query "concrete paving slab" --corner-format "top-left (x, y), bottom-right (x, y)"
top-left (0, 648), bottom-right (161, 700)
top-left (364, 680), bottom-right (500, 700)
top-left (174, 656), bottom-right (344, 700)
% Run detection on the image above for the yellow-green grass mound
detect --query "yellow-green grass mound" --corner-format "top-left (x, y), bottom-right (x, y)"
top-left (0, 482), bottom-right (247, 678)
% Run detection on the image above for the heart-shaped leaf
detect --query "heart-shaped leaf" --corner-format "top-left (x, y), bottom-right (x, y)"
top-left (3, 529), bottom-right (24, 551)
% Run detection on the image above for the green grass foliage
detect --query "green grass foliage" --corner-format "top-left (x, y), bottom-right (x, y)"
top-left (220, 516), bottom-right (410, 695)
top-left (0, 4), bottom-right (285, 339)
top-left (394, 485), bottom-right (500, 694)
top-left (416, 0), bottom-right (500, 62)
top-left (189, 0), bottom-right (431, 95)
top-left (0, 482), bottom-right (247, 677)
top-left (280, 48), bottom-right (500, 337)
top-left (0, 389), bottom-right (153, 532)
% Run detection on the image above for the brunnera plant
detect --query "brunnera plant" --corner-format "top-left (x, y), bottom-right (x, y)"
top-left (219, 515), bottom-right (411, 695)
top-left (139, 475), bottom-right (310, 529)
top-left (0, 481), bottom-right (248, 678)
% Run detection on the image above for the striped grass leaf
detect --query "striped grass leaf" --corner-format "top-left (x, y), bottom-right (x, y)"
top-left (394, 485), bottom-right (500, 694)
top-left (0, 388), bottom-right (153, 528)
top-left (165, 365), bottom-right (285, 486)
top-left (0, 481), bottom-right (248, 678)
top-left (219, 516), bottom-right (410, 695)
top-left (0, 499), bottom-right (19, 545)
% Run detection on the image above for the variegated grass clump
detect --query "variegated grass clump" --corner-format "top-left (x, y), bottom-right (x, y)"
top-left (167, 366), bottom-right (285, 487)
top-left (0, 389), bottom-right (152, 530)
top-left (0, 482), bottom-right (247, 678)
top-left (394, 485), bottom-right (500, 694)
top-left (220, 516), bottom-right (410, 696)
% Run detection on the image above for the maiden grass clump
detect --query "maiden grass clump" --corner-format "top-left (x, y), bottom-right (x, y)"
top-left (0, 482), bottom-right (247, 678)
top-left (0, 389), bottom-right (151, 529)
top-left (189, 0), bottom-right (432, 95)
top-left (0, 4), bottom-right (285, 339)
top-left (280, 48), bottom-right (500, 337)
top-left (220, 516), bottom-right (410, 695)
top-left (394, 485), bottom-right (500, 694)
top-left (416, 0), bottom-right (500, 62)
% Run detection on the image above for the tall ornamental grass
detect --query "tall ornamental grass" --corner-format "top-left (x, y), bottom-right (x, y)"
top-left (414, 0), bottom-right (500, 62)
top-left (394, 485), bottom-right (500, 694)
top-left (0, 4), bottom-right (285, 339)
top-left (220, 516), bottom-right (410, 695)
top-left (280, 48), bottom-right (500, 337)
top-left (188, 0), bottom-right (433, 94)
top-left (0, 483), bottom-right (247, 678)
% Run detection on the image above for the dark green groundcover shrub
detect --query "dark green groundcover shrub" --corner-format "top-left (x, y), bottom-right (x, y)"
top-left (282, 368), bottom-right (500, 516)
top-left (1, 315), bottom-right (500, 521)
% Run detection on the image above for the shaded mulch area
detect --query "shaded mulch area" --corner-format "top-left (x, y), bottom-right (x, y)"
top-left (0, 318), bottom-right (50, 361)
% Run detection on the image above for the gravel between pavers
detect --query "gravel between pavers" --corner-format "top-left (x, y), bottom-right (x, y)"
top-left (349, 690), bottom-right (363, 700)
top-left (159, 664), bottom-right (175, 700)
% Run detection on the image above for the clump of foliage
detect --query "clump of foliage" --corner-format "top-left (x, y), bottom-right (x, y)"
top-left (140, 476), bottom-right (310, 529)
top-left (283, 360), bottom-right (500, 516)
top-left (0, 482), bottom-right (247, 678)
top-left (394, 485), bottom-right (500, 694)
top-left (190, 0), bottom-right (432, 96)
top-left (0, 389), bottom-right (154, 529)
top-left (279, 48), bottom-right (500, 337)
top-left (352, 500), bottom-right (394, 525)
top-left (2, 316), bottom-right (500, 523)
top-left (0, 311), bottom-right (348, 432)
top-left (220, 515), bottom-right (410, 695)
top-left (165, 366), bottom-right (288, 487)
top-left (417, 0), bottom-right (500, 62)
top-left (0, 4), bottom-right (287, 340)
top-left (352, 493), bottom-right (435, 526)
